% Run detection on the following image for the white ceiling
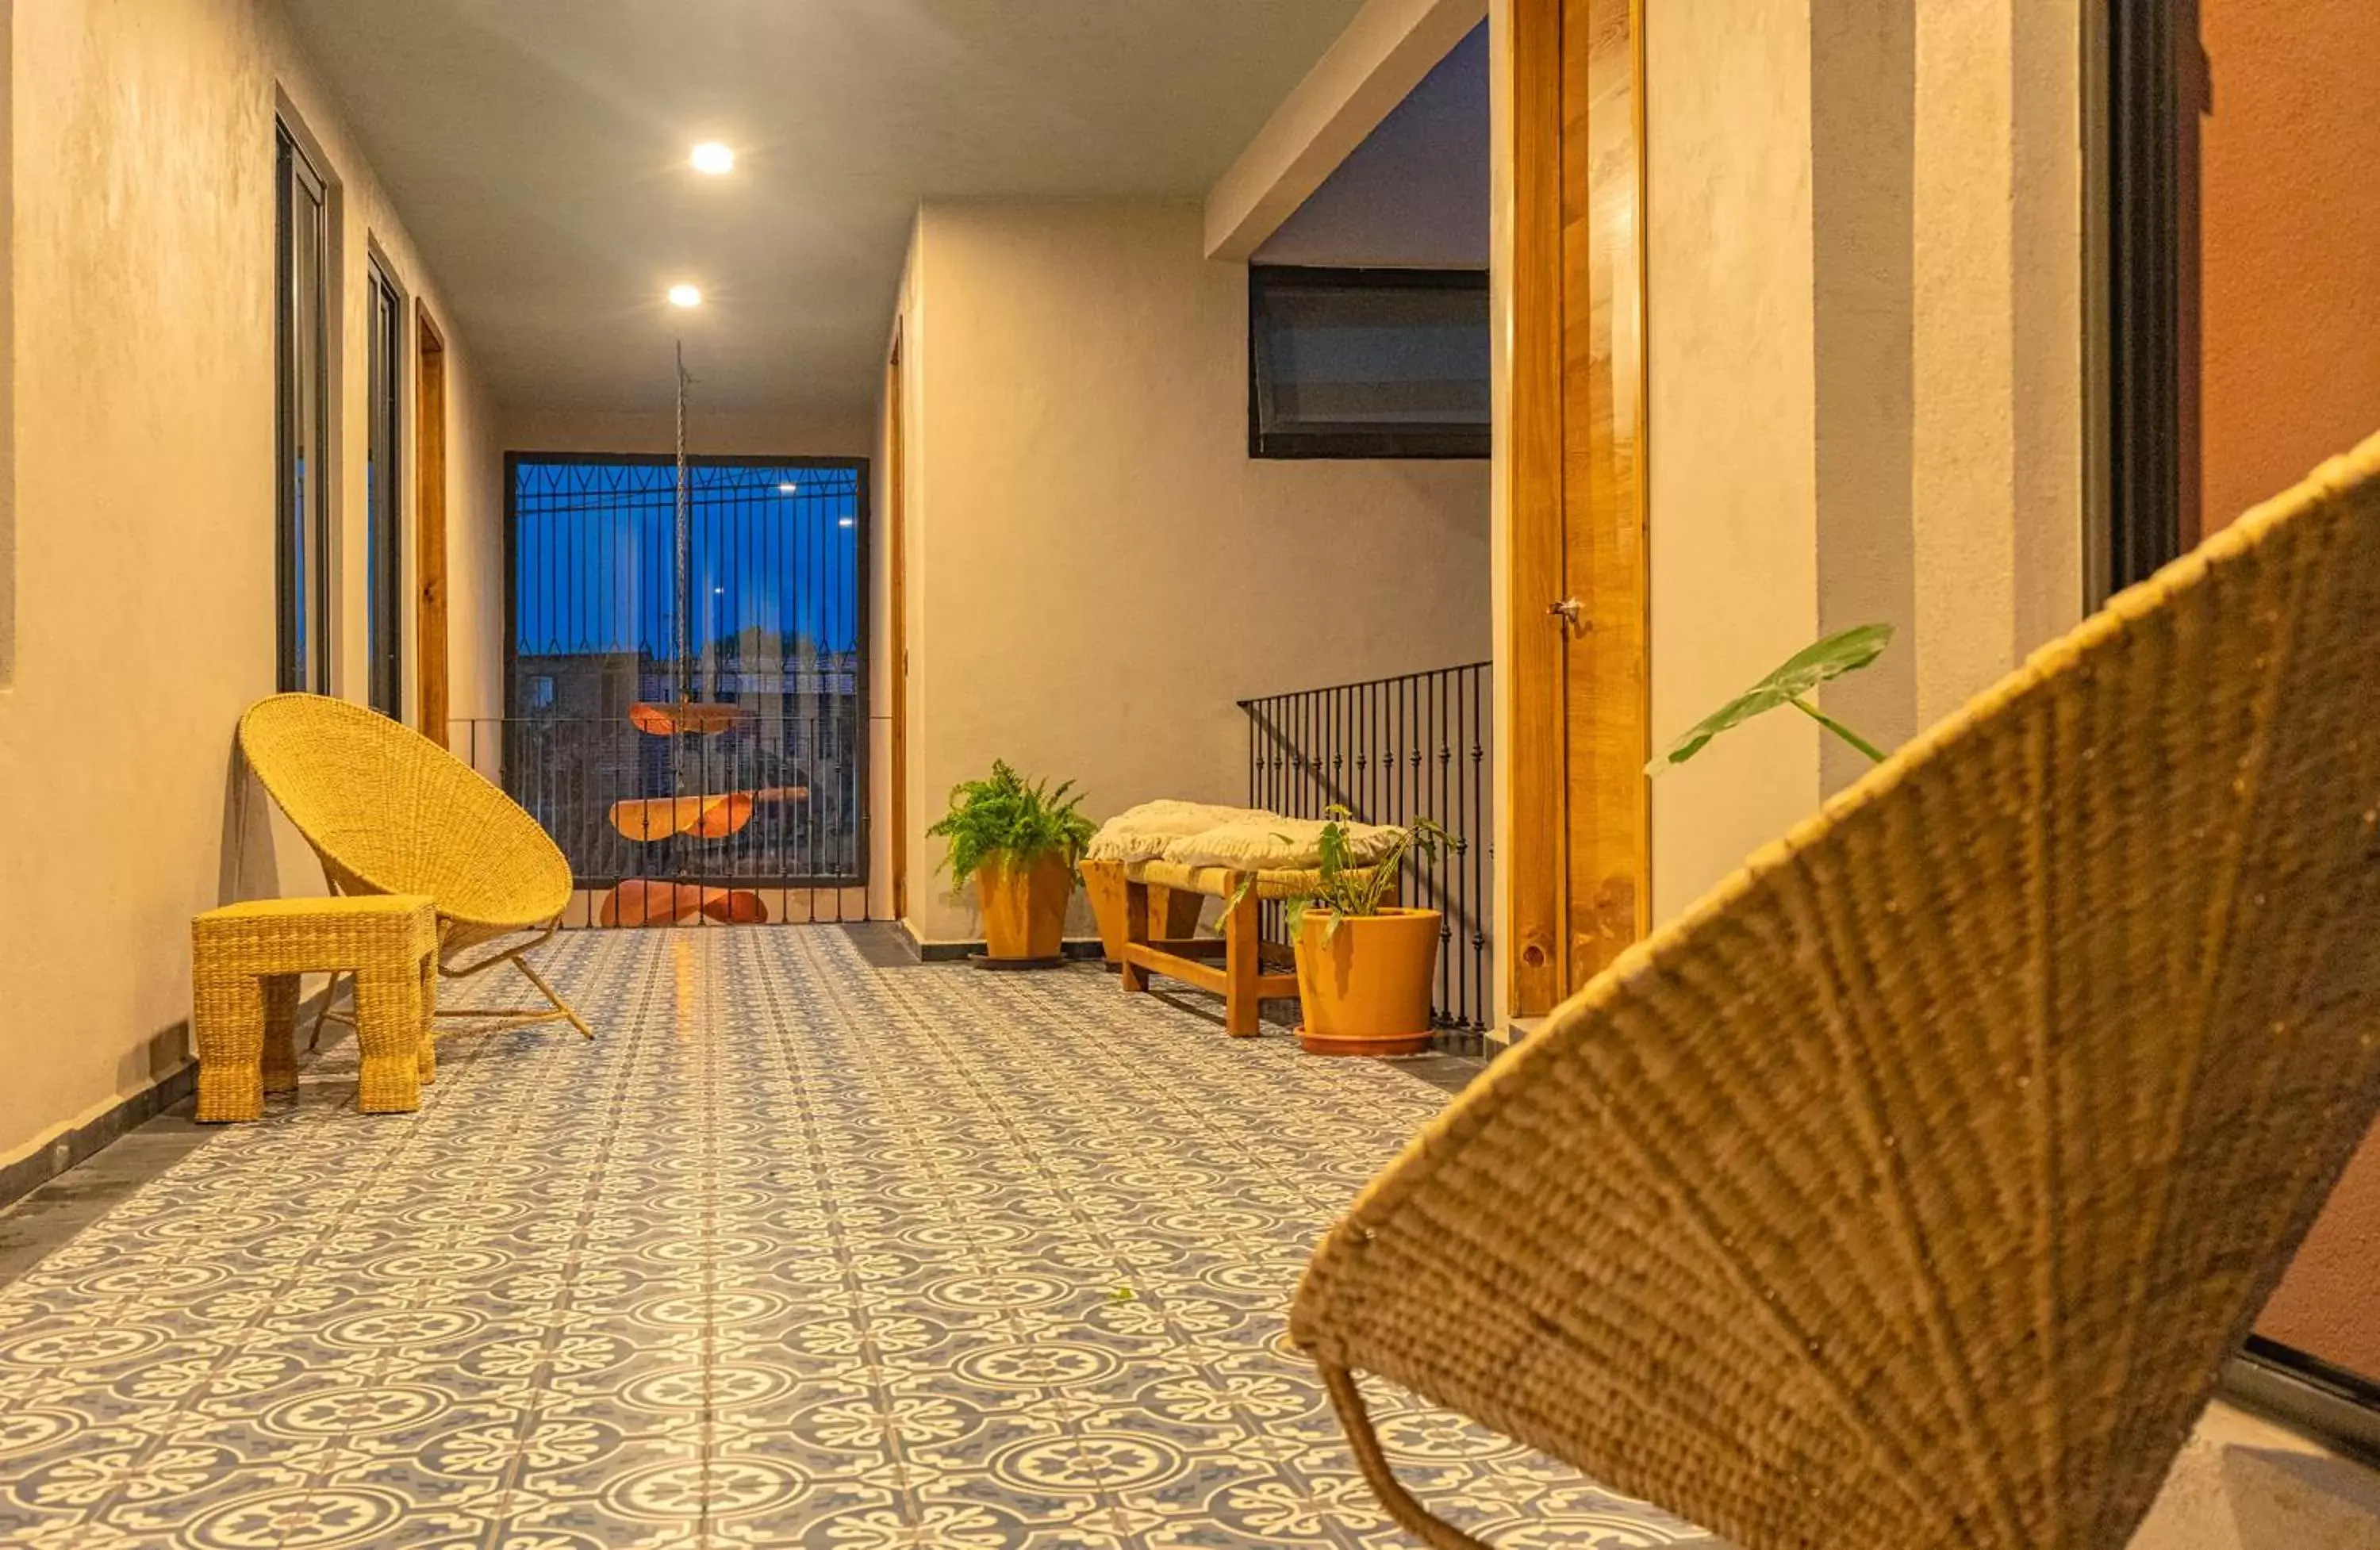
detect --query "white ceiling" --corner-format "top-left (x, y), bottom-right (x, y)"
top-left (282, 1), bottom-right (1369, 414)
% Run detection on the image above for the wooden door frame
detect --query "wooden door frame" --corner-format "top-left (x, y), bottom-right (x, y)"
top-left (885, 324), bottom-right (909, 923)
top-left (1506, 0), bottom-right (1651, 1020)
top-left (414, 303), bottom-right (450, 745)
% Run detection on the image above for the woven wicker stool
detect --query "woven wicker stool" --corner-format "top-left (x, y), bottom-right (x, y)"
top-left (193, 896), bottom-right (438, 1122)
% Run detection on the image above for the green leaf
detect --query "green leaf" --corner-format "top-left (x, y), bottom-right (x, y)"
top-left (1645, 623), bottom-right (1894, 776)
top-left (1273, 811), bottom-right (1465, 930)
top-left (926, 759), bottom-right (1099, 888)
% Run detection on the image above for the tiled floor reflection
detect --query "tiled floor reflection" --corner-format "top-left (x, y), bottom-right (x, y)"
top-left (0, 929), bottom-right (1713, 1548)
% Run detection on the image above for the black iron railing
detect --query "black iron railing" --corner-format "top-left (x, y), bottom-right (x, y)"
top-left (1239, 662), bottom-right (1493, 1032)
top-left (450, 713), bottom-right (866, 927)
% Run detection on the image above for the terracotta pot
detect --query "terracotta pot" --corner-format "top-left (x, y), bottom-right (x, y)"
top-left (1292, 907), bottom-right (1441, 1056)
top-left (976, 852), bottom-right (1073, 961)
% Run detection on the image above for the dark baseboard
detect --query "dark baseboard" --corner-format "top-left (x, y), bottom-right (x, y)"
top-left (0, 1061), bottom-right (198, 1214)
top-left (911, 934), bottom-right (1106, 965)
top-left (2224, 1337), bottom-right (2380, 1467)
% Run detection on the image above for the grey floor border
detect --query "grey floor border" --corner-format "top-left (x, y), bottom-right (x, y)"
top-left (0, 1061), bottom-right (198, 1214)
top-left (0, 1098), bottom-right (213, 1287)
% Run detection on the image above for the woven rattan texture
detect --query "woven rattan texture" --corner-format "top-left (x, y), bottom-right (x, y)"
top-left (192, 896), bottom-right (439, 1121)
top-left (1293, 435), bottom-right (2380, 1550)
top-left (237, 695), bottom-right (573, 955)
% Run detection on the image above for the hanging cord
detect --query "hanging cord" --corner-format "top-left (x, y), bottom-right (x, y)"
top-left (674, 340), bottom-right (692, 708)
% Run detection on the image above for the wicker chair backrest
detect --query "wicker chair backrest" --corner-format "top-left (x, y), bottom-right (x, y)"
top-left (239, 694), bottom-right (572, 934)
top-left (1293, 432), bottom-right (2380, 1550)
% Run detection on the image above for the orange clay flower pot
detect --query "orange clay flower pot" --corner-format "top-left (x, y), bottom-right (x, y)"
top-left (976, 853), bottom-right (1073, 961)
top-left (1292, 907), bottom-right (1441, 1057)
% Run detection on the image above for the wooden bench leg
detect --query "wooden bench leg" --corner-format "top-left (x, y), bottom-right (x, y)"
top-left (1224, 880), bottom-right (1261, 1038)
top-left (1119, 880), bottom-right (1151, 993)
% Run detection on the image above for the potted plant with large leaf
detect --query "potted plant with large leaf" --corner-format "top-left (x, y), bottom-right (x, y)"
top-left (1646, 623), bottom-right (1895, 775)
top-left (928, 761), bottom-right (1096, 964)
top-left (1273, 807), bottom-right (1461, 1057)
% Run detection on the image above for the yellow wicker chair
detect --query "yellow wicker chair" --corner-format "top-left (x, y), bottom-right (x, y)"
top-left (1292, 432), bottom-right (2380, 1550)
top-left (238, 693), bottom-right (591, 1040)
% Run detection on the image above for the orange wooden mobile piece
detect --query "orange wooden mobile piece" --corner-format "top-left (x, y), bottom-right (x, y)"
top-left (597, 881), bottom-right (771, 927)
top-left (628, 700), bottom-right (748, 737)
top-left (608, 786), bottom-right (808, 842)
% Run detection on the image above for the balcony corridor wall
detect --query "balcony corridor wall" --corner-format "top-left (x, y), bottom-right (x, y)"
top-left (887, 201), bottom-right (1492, 949)
top-left (1630, 0), bottom-right (2085, 922)
top-left (0, 0), bottom-right (505, 1179)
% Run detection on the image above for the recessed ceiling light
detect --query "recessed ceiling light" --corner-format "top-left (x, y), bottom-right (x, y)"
top-left (667, 283), bottom-right (703, 309)
top-left (777, 481), bottom-right (800, 494)
top-left (689, 142), bottom-right (735, 175)
top-left (838, 516), bottom-right (855, 528)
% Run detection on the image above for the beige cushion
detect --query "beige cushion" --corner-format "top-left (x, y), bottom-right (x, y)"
top-left (1157, 817), bottom-right (1403, 871)
top-left (1083, 800), bottom-right (1276, 862)
top-left (1128, 858), bottom-right (1376, 900)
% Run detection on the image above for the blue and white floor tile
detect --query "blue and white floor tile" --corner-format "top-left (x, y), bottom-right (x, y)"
top-left (0, 927), bottom-right (1717, 1548)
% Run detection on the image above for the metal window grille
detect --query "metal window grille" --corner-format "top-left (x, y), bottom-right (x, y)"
top-left (1240, 662), bottom-right (1494, 1032)
top-left (501, 454), bottom-right (869, 899)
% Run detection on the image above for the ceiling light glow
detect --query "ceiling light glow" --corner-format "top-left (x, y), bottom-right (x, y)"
top-left (838, 517), bottom-right (855, 528)
top-left (667, 283), bottom-right (703, 309)
top-left (777, 481), bottom-right (800, 494)
top-left (689, 142), bottom-right (735, 175)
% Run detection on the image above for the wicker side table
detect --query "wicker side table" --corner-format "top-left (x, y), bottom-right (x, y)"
top-left (192, 895), bottom-right (438, 1121)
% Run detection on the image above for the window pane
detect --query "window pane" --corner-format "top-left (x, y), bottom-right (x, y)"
top-left (1250, 268), bottom-right (1491, 458)
top-left (505, 458), bottom-right (869, 885)
top-left (367, 266), bottom-right (403, 716)
top-left (276, 128), bottom-right (330, 694)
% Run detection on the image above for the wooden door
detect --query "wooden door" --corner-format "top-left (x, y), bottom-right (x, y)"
top-left (886, 331), bottom-right (909, 922)
top-left (1507, 0), bottom-right (1651, 1019)
top-left (415, 305), bottom-right (451, 745)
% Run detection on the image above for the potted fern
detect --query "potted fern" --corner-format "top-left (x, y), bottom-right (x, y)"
top-left (1276, 806), bottom-right (1461, 1057)
top-left (927, 761), bottom-right (1096, 964)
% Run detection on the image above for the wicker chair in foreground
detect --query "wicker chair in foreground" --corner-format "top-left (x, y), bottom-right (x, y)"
top-left (239, 694), bottom-right (591, 1041)
top-left (1293, 432), bottom-right (2380, 1550)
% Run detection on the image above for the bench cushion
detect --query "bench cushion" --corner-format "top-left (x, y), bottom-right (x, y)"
top-left (1129, 858), bottom-right (1372, 901)
top-left (1083, 800), bottom-right (1275, 862)
top-left (1156, 817), bottom-right (1403, 871)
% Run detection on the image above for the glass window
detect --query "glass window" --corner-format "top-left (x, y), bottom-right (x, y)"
top-left (367, 259), bottom-right (404, 716)
top-left (274, 125), bottom-right (331, 693)
top-left (1248, 266), bottom-right (1491, 460)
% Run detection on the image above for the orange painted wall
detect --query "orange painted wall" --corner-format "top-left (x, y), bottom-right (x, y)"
top-left (2198, 0), bottom-right (2380, 533)
top-left (2199, 0), bottom-right (2380, 1381)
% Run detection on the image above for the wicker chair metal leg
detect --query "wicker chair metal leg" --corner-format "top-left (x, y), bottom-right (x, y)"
top-left (1319, 1364), bottom-right (1494, 1550)
top-left (416, 951), bottom-right (438, 1084)
top-left (513, 954), bottom-right (592, 1039)
top-left (260, 975), bottom-right (300, 1095)
top-left (306, 969), bottom-right (346, 1052)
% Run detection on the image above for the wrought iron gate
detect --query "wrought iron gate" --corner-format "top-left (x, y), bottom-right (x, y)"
top-left (496, 454), bottom-right (869, 923)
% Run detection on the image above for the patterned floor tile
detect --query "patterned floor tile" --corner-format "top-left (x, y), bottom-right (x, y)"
top-left (0, 927), bottom-right (1711, 1547)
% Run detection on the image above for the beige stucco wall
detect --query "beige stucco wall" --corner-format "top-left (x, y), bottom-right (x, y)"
top-left (1640, 0), bottom-right (2084, 922)
top-left (0, 0), bottom-right (504, 1172)
top-left (889, 200), bottom-right (1491, 946)
top-left (1644, 0), bottom-right (1827, 922)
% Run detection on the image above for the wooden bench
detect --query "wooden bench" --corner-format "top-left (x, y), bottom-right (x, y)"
top-left (1112, 859), bottom-right (1371, 1038)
